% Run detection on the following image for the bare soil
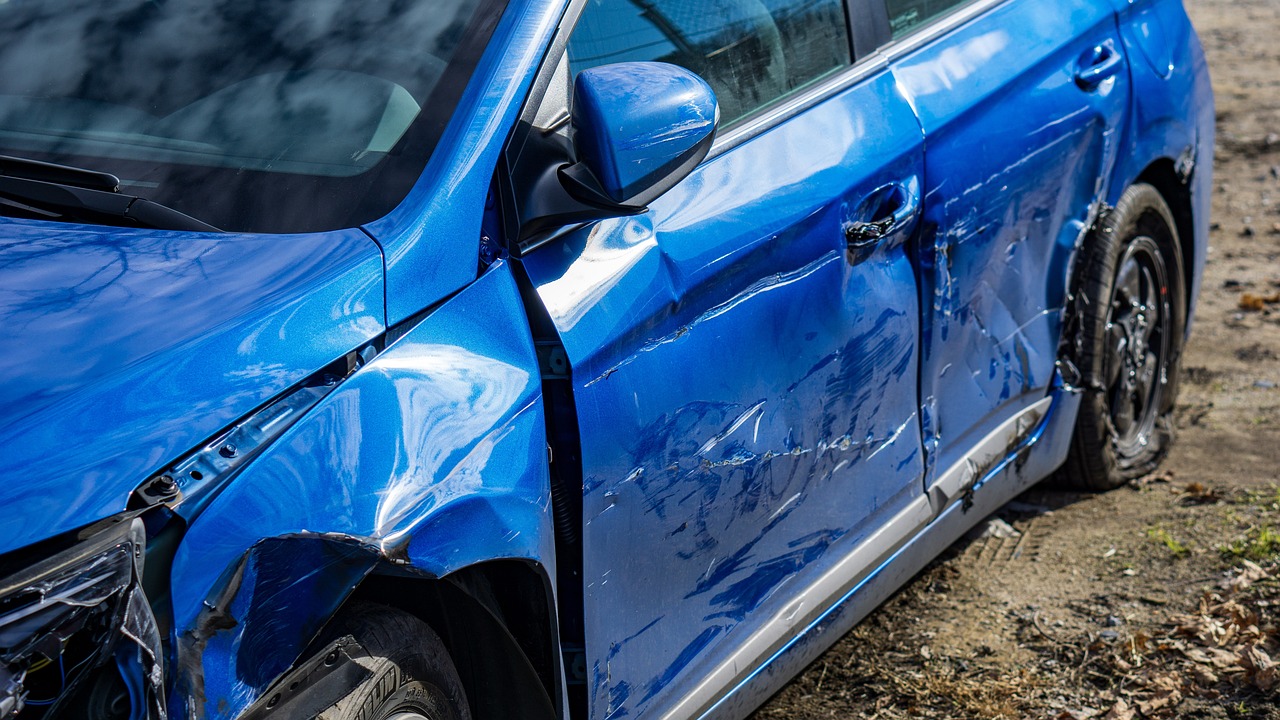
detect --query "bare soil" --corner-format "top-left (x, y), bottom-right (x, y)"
top-left (754, 0), bottom-right (1280, 717)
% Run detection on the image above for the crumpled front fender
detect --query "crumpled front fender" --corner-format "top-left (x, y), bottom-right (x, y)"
top-left (166, 260), bottom-right (554, 719)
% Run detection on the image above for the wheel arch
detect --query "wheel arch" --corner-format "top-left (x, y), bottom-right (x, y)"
top-left (343, 560), bottom-right (563, 720)
top-left (1134, 159), bottom-right (1196, 332)
top-left (166, 261), bottom-right (565, 719)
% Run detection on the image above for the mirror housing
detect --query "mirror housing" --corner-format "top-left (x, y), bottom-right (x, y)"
top-left (560, 62), bottom-right (719, 210)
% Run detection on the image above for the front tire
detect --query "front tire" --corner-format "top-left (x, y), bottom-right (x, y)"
top-left (315, 603), bottom-right (471, 720)
top-left (1062, 183), bottom-right (1186, 490)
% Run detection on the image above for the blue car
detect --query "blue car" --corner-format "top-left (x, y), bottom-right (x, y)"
top-left (0, 0), bottom-right (1211, 717)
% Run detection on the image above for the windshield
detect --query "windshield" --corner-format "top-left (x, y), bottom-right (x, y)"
top-left (0, 0), bottom-right (505, 233)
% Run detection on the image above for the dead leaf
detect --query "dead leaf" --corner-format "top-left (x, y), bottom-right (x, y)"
top-left (1102, 699), bottom-right (1135, 720)
top-left (1190, 665), bottom-right (1220, 686)
top-left (1220, 560), bottom-right (1270, 592)
top-left (1181, 482), bottom-right (1222, 503)
top-left (1240, 291), bottom-right (1280, 311)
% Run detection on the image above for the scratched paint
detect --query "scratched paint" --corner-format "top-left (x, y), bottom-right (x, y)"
top-left (523, 65), bottom-right (927, 718)
top-left (890, 0), bottom-right (1130, 483)
top-left (167, 262), bottom-right (556, 719)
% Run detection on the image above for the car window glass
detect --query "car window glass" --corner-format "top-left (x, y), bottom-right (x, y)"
top-left (0, 0), bottom-right (505, 234)
top-left (566, 0), bottom-right (852, 126)
top-left (884, 0), bottom-right (974, 38)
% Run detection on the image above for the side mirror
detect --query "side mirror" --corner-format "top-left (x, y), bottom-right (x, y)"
top-left (559, 62), bottom-right (719, 210)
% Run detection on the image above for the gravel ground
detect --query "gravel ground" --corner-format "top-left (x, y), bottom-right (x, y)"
top-left (754, 0), bottom-right (1280, 717)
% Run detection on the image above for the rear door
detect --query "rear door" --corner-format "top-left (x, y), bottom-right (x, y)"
top-left (880, 0), bottom-right (1130, 493)
top-left (516, 1), bottom-right (929, 716)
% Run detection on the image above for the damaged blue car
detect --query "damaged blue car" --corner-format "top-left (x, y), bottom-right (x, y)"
top-left (0, 0), bottom-right (1212, 717)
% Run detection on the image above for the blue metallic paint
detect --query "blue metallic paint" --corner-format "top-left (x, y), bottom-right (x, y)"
top-left (0, 219), bottom-right (384, 556)
top-left (888, 0), bottom-right (1130, 487)
top-left (702, 381), bottom-right (1084, 719)
top-left (0, 0), bottom-right (1215, 717)
top-left (570, 62), bottom-right (718, 203)
top-left (363, 0), bottom-right (569, 327)
top-left (166, 261), bottom-right (556, 719)
top-left (523, 65), bottom-right (926, 719)
top-left (1104, 0), bottom-right (1213, 334)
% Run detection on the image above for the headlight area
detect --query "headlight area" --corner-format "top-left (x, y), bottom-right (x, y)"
top-left (0, 517), bottom-right (164, 720)
top-left (0, 341), bottom-right (384, 719)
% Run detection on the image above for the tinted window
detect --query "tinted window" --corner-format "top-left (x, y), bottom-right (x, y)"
top-left (567, 0), bottom-right (852, 125)
top-left (0, 0), bottom-right (506, 234)
top-left (885, 0), bottom-right (973, 38)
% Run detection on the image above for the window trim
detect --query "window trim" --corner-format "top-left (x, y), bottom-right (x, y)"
top-left (709, 53), bottom-right (887, 156)
top-left (876, 0), bottom-right (1009, 60)
top-left (519, 0), bottom-right (878, 155)
top-left (498, 0), bottom-right (1010, 251)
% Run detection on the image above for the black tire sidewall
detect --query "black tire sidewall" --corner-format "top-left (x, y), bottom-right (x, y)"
top-left (315, 604), bottom-right (471, 720)
top-left (1069, 183), bottom-right (1186, 489)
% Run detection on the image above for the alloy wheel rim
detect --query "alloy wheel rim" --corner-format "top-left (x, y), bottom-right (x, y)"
top-left (1102, 236), bottom-right (1171, 462)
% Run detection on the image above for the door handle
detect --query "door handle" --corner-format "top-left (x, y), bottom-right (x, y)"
top-left (845, 178), bottom-right (921, 250)
top-left (1074, 43), bottom-right (1123, 90)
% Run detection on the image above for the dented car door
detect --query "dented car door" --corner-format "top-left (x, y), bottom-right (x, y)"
top-left (519, 2), bottom-right (928, 715)
top-left (883, 0), bottom-right (1132, 495)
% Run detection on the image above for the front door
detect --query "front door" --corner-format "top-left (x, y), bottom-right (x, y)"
top-left (519, 1), bottom-right (929, 716)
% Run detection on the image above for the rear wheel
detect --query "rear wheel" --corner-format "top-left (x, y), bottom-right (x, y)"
top-left (315, 603), bottom-right (471, 720)
top-left (1061, 183), bottom-right (1186, 490)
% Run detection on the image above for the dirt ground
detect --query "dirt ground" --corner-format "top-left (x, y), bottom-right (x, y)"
top-left (754, 0), bottom-right (1280, 717)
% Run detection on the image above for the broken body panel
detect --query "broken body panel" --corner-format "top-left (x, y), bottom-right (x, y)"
top-left (0, 0), bottom-right (1211, 717)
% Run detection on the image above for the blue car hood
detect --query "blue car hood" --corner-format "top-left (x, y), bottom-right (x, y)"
top-left (0, 219), bottom-right (385, 556)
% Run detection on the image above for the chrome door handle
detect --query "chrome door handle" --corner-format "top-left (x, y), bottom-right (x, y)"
top-left (1075, 43), bottom-right (1124, 90)
top-left (845, 178), bottom-right (921, 249)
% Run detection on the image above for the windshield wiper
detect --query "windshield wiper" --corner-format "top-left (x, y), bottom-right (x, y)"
top-left (0, 155), bottom-right (220, 232)
top-left (0, 154), bottom-right (122, 191)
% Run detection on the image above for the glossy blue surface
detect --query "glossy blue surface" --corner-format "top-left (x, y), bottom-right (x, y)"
top-left (524, 65), bottom-right (926, 719)
top-left (1105, 0), bottom-right (1213, 334)
top-left (705, 382), bottom-right (1085, 719)
top-left (889, 0), bottom-right (1130, 485)
top-left (0, 218), bottom-right (384, 555)
top-left (166, 261), bottom-right (554, 719)
top-left (0, 0), bottom-right (1215, 717)
top-left (571, 62), bottom-right (718, 203)
top-left (363, 0), bottom-right (569, 326)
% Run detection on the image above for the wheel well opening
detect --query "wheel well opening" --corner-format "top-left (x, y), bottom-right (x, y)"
top-left (345, 560), bottom-right (561, 720)
top-left (1136, 159), bottom-right (1196, 325)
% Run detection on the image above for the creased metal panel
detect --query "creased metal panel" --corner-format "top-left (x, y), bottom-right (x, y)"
top-left (524, 67), bottom-right (926, 719)
top-left (168, 261), bottom-right (553, 719)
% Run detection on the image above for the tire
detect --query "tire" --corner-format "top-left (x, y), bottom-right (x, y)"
top-left (314, 603), bottom-right (471, 720)
top-left (1061, 183), bottom-right (1186, 491)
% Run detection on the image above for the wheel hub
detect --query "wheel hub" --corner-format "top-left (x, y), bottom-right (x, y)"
top-left (1102, 236), bottom-right (1171, 459)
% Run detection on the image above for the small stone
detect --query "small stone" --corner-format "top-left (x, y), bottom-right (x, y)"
top-left (1105, 615), bottom-right (1123, 627)
top-left (1242, 226), bottom-right (1256, 237)
top-left (1255, 380), bottom-right (1276, 389)
top-left (1100, 630), bottom-right (1120, 641)
top-left (977, 517), bottom-right (1020, 539)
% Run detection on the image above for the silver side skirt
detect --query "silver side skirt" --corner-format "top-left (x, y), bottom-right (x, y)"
top-left (662, 396), bottom-right (1056, 720)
